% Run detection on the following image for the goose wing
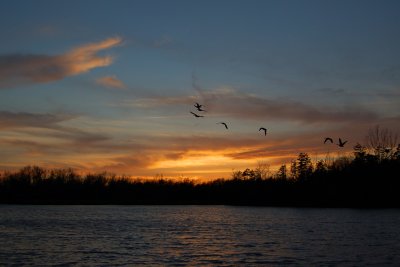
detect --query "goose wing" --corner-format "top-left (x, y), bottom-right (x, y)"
top-left (217, 122), bottom-right (228, 129)
top-left (190, 111), bottom-right (203, 117)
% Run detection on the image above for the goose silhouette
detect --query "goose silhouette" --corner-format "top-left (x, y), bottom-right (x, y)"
top-left (194, 102), bottom-right (203, 109)
top-left (190, 111), bottom-right (204, 118)
top-left (259, 127), bottom-right (267, 136)
top-left (194, 102), bottom-right (206, 112)
top-left (324, 137), bottom-right (333, 144)
top-left (337, 138), bottom-right (347, 147)
top-left (217, 122), bottom-right (228, 129)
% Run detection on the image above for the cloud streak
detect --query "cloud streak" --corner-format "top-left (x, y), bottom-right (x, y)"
top-left (128, 87), bottom-right (379, 124)
top-left (96, 75), bottom-right (126, 89)
top-left (0, 110), bottom-right (110, 146)
top-left (0, 37), bottom-right (122, 88)
top-left (202, 88), bottom-right (379, 123)
top-left (0, 111), bottom-right (76, 129)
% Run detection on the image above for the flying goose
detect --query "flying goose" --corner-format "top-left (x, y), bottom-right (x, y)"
top-left (190, 111), bottom-right (204, 118)
top-left (324, 137), bottom-right (333, 144)
top-left (194, 102), bottom-right (206, 112)
top-left (217, 122), bottom-right (228, 129)
top-left (259, 127), bottom-right (267, 136)
top-left (194, 102), bottom-right (203, 109)
top-left (337, 138), bottom-right (347, 147)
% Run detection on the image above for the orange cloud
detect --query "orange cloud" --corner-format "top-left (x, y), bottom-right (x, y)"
top-left (0, 37), bottom-right (122, 88)
top-left (1, 113), bottom-right (398, 180)
top-left (96, 75), bottom-right (126, 89)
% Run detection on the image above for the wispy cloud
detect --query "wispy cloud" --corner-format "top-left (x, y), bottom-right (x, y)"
top-left (35, 24), bottom-right (59, 36)
top-left (211, 89), bottom-right (378, 123)
top-left (120, 95), bottom-right (196, 108)
top-left (316, 87), bottom-right (348, 96)
top-left (153, 35), bottom-right (173, 48)
top-left (0, 111), bottom-right (76, 129)
top-left (0, 110), bottom-right (110, 145)
top-left (96, 75), bottom-right (126, 89)
top-left (0, 37), bottom-right (123, 88)
top-left (127, 87), bottom-right (379, 124)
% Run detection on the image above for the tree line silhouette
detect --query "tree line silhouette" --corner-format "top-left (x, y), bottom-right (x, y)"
top-left (1, 128), bottom-right (399, 207)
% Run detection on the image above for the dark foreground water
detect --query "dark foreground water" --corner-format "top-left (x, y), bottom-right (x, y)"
top-left (0, 206), bottom-right (399, 266)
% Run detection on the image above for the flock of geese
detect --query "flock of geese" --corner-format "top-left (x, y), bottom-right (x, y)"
top-left (190, 102), bottom-right (268, 136)
top-left (324, 137), bottom-right (348, 148)
top-left (190, 102), bottom-right (347, 147)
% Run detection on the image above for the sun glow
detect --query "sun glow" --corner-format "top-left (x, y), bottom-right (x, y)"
top-left (147, 150), bottom-right (257, 180)
top-left (151, 154), bottom-right (231, 169)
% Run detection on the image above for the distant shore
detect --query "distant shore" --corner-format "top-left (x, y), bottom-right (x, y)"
top-left (1, 147), bottom-right (399, 207)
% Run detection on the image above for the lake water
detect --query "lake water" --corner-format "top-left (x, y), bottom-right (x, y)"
top-left (0, 206), bottom-right (399, 266)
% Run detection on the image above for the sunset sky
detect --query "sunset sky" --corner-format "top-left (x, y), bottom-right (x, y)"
top-left (1, 0), bottom-right (399, 180)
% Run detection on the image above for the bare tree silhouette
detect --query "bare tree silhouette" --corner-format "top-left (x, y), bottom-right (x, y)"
top-left (365, 125), bottom-right (398, 160)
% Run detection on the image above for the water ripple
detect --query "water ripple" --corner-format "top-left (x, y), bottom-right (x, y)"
top-left (1, 205), bottom-right (400, 266)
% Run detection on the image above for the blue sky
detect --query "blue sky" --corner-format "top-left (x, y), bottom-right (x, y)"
top-left (0, 0), bottom-right (399, 179)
